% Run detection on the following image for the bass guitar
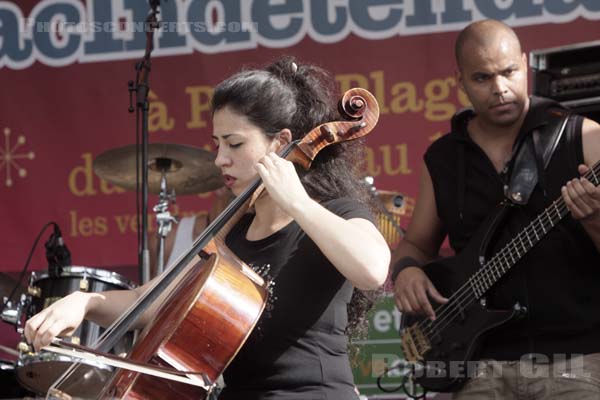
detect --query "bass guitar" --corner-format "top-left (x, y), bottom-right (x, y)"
top-left (400, 160), bottom-right (600, 393)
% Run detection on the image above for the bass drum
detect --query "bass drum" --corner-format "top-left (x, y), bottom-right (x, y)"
top-left (17, 266), bottom-right (136, 395)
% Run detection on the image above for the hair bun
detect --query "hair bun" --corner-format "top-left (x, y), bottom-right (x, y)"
top-left (265, 56), bottom-right (300, 83)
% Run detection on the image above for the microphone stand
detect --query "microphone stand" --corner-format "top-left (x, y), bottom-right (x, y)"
top-left (128, 0), bottom-right (161, 284)
top-left (45, 223), bottom-right (72, 278)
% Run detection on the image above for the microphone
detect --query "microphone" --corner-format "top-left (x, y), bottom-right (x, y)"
top-left (45, 223), bottom-right (72, 277)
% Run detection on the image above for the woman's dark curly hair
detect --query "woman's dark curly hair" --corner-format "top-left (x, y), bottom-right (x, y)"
top-left (211, 56), bottom-right (381, 350)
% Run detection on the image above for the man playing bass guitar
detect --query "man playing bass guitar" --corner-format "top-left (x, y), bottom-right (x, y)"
top-left (392, 19), bottom-right (600, 400)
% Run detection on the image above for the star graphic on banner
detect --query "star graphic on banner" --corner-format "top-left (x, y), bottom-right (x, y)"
top-left (0, 127), bottom-right (35, 187)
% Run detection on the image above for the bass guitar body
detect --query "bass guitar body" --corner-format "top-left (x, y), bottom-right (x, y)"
top-left (401, 249), bottom-right (525, 392)
top-left (400, 203), bottom-right (530, 393)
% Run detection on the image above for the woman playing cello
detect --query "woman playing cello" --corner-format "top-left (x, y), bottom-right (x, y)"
top-left (24, 56), bottom-right (390, 399)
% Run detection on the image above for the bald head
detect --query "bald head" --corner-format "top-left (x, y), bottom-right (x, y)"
top-left (455, 19), bottom-right (522, 69)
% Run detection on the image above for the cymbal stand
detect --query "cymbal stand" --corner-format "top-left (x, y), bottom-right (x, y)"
top-left (153, 158), bottom-right (179, 275)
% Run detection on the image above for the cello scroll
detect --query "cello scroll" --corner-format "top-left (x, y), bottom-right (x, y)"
top-left (290, 88), bottom-right (379, 169)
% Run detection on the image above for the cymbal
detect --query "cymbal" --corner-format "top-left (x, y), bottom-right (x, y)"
top-left (93, 143), bottom-right (223, 195)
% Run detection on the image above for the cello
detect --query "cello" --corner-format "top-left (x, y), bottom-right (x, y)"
top-left (43, 87), bottom-right (380, 399)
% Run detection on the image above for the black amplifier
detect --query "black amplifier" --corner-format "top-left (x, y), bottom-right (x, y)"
top-left (530, 40), bottom-right (600, 103)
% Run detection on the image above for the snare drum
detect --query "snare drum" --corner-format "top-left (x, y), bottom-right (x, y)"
top-left (17, 266), bottom-right (136, 395)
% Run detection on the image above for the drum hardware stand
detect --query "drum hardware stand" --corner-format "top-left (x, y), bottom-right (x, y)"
top-left (127, 0), bottom-right (161, 284)
top-left (2, 293), bottom-right (35, 368)
top-left (1, 271), bottom-right (40, 330)
top-left (363, 176), bottom-right (406, 238)
top-left (152, 157), bottom-right (179, 275)
top-left (1, 293), bottom-right (30, 330)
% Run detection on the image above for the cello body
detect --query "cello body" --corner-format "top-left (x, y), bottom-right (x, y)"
top-left (101, 239), bottom-right (268, 399)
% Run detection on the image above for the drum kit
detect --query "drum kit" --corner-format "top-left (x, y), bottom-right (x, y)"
top-left (0, 143), bottom-right (223, 398)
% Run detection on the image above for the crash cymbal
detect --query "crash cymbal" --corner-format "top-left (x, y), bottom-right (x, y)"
top-left (93, 143), bottom-right (223, 195)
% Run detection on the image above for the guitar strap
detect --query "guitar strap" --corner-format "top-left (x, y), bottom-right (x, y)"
top-left (505, 110), bottom-right (571, 205)
top-left (477, 109), bottom-right (571, 287)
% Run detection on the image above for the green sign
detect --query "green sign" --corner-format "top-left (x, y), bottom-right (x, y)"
top-left (351, 293), bottom-right (404, 397)
top-left (351, 293), bottom-right (432, 399)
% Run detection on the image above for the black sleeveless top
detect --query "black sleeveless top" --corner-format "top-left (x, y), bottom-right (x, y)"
top-left (425, 96), bottom-right (600, 360)
top-left (219, 197), bottom-right (372, 400)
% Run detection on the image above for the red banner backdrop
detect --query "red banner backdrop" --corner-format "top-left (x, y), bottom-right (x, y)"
top-left (2, 1), bottom-right (598, 274)
top-left (1, 1), bottom-right (600, 371)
